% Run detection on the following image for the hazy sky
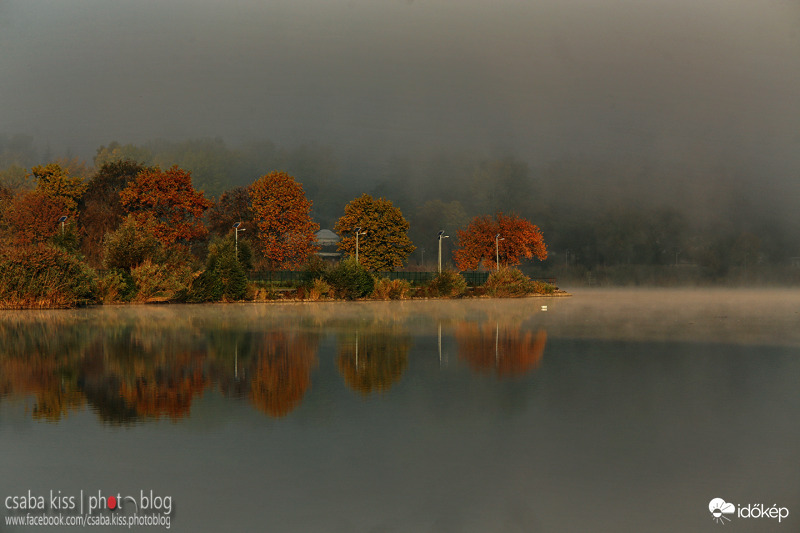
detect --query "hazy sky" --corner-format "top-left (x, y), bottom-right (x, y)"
top-left (1, 0), bottom-right (799, 168)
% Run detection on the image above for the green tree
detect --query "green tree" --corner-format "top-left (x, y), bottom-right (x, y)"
top-left (194, 236), bottom-right (249, 301)
top-left (334, 194), bottom-right (415, 271)
top-left (102, 216), bottom-right (162, 271)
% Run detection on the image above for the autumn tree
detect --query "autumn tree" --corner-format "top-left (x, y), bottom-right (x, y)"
top-left (79, 160), bottom-right (144, 265)
top-left (119, 165), bottom-right (212, 247)
top-left (249, 171), bottom-right (319, 269)
top-left (453, 212), bottom-right (547, 271)
top-left (207, 186), bottom-right (254, 237)
top-left (334, 193), bottom-right (415, 271)
top-left (30, 161), bottom-right (91, 213)
top-left (3, 191), bottom-right (71, 245)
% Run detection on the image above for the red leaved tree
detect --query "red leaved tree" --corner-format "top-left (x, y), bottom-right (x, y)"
top-left (453, 212), bottom-right (547, 271)
top-left (4, 191), bottom-right (70, 245)
top-left (248, 171), bottom-right (319, 269)
top-left (119, 165), bottom-right (212, 247)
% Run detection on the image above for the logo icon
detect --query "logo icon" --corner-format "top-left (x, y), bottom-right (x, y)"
top-left (709, 498), bottom-right (735, 524)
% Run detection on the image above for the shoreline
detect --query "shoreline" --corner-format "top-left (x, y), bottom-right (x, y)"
top-left (0, 290), bottom-right (572, 310)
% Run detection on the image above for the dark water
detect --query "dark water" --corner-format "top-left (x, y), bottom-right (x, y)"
top-left (1, 289), bottom-right (799, 532)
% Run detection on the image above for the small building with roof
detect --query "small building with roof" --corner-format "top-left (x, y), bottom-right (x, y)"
top-left (315, 229), bottom-right (342, 260)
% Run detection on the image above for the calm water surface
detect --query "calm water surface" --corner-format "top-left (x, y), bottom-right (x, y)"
top-left (1, 289), bottom-right (799, 532)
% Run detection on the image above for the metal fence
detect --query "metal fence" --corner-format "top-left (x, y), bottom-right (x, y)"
top-left (246, 271), bottom-right (553, 287)
top-left (95, 269), bottom-right (551, 287)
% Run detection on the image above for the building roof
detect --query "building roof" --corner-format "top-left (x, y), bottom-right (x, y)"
top-left (315, 229), bottom-right (340, 245)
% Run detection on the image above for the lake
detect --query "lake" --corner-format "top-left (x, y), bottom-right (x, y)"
top-left (1, 289), bottom-right (799, 532)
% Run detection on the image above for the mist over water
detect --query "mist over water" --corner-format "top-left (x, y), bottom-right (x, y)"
top-left (1, 290), bottom-right (798, 531)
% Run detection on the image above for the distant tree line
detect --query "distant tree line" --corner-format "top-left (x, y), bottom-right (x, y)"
top-left (2, 133), bottom-right (798, 283)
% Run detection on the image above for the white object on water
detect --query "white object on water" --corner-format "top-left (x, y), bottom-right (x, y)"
top-left (541, 305), bottom-right (548, 311)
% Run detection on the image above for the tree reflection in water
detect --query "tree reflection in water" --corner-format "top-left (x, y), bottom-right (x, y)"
top-left (0, 305), bottom-right (547, 423)
top-left (248, 331), bottom-right (319, 417)
top-left (336, 327), bottom-right (411, 396)
top-left (455, 322), bottom-right (546, 377)
top-left (0, 315), bottom-right (94, 421)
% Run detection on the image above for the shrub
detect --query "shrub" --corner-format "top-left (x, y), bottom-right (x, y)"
top-left (299, 255), bottom-right (329, 288)
top-left (102, 216), bottom-right (161, 270)
top-left (484, 266), bottom-right (536, 297)
top-left (307, 278), bottom-right (332, 301)
top-left (531, 280), bottom-right (557, 294)
top-left (186, 269), bottom-right (224, 303)
top-left (325, 258), bottom-right (374, 300)
top-left (426, 270), bottom-right (467, 298)
top-left (252, 284), bottom-right (281, 300)
top-left (130, 260), bottom-right (190, 302)
top-left (97, 268), bottom-right (137, 303)
top-left (372, 278), bottom-right (412, 300)
top-left (50, 220), bottom-right (80, 254)
top-left (0, 243), bottom-right (98, 308)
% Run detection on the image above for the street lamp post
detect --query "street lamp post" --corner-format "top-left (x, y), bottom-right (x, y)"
top-left (354, 227), bottom-right (367, 264)
top-left (495, 233), bottom-right (505, 272)
top-left (233, 222), bottom-right (245, 259)
top-left (437, 230), bottom-right (449, 273)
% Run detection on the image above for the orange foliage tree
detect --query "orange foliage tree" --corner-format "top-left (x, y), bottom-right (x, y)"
top-left (3, 191), bottom-right (70, 245)
top-left (248, 171), bottom-right (319, 269)
top-left (453, 212), bottom-right (547, 271)
top-left (119, 165), bottom-right (212, 247)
